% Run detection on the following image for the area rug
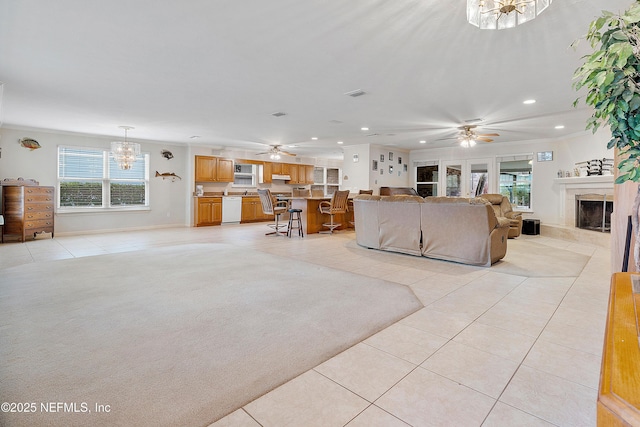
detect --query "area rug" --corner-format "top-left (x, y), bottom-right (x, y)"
top-left (0, 243), bottom-right (422, 427)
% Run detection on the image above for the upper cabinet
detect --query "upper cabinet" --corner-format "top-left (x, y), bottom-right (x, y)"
top-left (285, 164), bottom-right (314, 185)
top-left (195, 156), bottom-right (234, 182)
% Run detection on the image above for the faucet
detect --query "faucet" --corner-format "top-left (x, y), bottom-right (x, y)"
top-left (244, 190), bottom-right (248, 195)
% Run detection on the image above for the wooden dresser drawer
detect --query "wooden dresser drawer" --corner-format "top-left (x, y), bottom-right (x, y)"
top-left (25, 203), bottom-right (54, 212)
top-left (24, 187), bottom-right (55, 196)
top-left (25, 195), bottom-right (55, 203)
top-left (25, 211), bottom-right (54, 220)
top-left (25, 219), bottom-right (54, 231)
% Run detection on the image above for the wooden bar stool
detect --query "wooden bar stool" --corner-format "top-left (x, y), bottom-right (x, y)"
top-left (287, 208), bottom-right (304, 238)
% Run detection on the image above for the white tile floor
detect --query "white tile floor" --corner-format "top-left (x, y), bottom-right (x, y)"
top-left (0, 224), bottom-right (610, 427)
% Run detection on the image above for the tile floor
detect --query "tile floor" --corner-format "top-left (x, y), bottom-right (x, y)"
top-left (0, 224), bottom-right (610, 427)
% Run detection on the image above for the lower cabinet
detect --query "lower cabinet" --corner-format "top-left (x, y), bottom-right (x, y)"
top-left (194, 197), bottom-right (222, 226)
top-left (241, 197), bottom-right (273, 222)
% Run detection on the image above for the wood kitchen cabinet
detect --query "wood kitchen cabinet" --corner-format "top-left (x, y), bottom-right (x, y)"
top-left (288, 164), bottom-right (299, 183)
top-left (2, 185), bottom-right (55, 242)
top-left (194, 197), bottom-right (222, 226)
top-left (194, 156), bottom-right (234, 182)
top-left (262, 161), bottom-right (272, 183)
top-left (241, 197), bottom-right (273, 222)
top-left (285, 164), bottom-right (315, 184)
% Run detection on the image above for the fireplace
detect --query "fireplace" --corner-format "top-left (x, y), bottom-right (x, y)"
top-left (575, 194), bottom-right (613, 232)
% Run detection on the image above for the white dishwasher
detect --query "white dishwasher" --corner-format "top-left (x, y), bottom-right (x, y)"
top-left (222, 196), bottom-right (242, 224)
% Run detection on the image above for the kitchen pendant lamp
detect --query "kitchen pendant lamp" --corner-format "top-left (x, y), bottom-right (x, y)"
top-left (111, 126), bottom-right (140, 170)
top-left (467, 0), bottom-right (552, 30)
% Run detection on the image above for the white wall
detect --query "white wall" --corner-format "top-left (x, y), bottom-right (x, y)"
top-left (0, 126), bottom-right (344, 233)
top-left (342, 144), bottom-right (371, 193)
top-left (409, 131), bottom-right (613, 225)
top-left (0, 126), bottom-right (189, 235)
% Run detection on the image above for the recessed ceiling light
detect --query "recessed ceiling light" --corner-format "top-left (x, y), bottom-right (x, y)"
top-left (361, 127), bottom-right (369, 131)
top-left (337, 141), bottom-right (344, 145)
top-left (189, 135), bottom-right (200, 139)
top-left (271, 111), bottom-right (287, 117)
top-left (555, 125), bottom-right (565, 129)
top-left (419, 140), bottom-right (427, 144)
top-left (523, 99), bottom-right (536, 105)
top-left (311, 137), bottom-right (318, 140)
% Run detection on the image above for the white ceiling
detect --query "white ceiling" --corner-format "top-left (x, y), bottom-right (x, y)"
top-left (0, 0), bottom-right (633, 159)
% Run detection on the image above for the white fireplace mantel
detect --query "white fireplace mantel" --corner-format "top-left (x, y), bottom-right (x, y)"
top-left (555, 175), bottom-right (614, 226)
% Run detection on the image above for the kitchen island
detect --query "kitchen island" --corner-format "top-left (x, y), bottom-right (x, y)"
top-left (290, 196), bottom-right (353, 235)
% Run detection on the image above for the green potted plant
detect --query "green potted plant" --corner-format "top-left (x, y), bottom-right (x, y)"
top-left (573, 0), bottom-right (640, 269)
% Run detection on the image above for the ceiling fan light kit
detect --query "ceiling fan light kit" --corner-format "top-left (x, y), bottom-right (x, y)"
top-left (467, 0), bottom-right (552, 30)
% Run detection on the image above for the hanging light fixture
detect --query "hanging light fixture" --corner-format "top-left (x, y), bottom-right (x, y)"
top-left (111, 126), bottom-right (140, 170)
top-left (460, 137), bottom-right (477, 148)
top-left (467, 0), bottom-right (552, 30)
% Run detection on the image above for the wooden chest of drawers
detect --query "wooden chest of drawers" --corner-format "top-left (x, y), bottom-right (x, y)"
top-left (2, 186), bottom-right (55, 242)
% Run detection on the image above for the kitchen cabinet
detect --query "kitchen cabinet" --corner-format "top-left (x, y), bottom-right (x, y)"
top-left (285, 164), bottom-right (315, 185)
top-left (304, 165), bottom-right (314, 184)
top-left (288, 164), bottom-right (299, 183)
top-left (195, 156), bottom-right (234, 182)
top-left (241, 197), bottom-right (273, 222)
top-left (194, 197), bottom-right (222, 226)
top-left (2, 186), bottom-right (55, 242)
top-left (262, 161), bottom-right (272, 183)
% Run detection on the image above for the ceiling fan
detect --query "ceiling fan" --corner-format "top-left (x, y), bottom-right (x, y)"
top-left (457, 125), bottom-right (499, 147)
top-left (256, 144), bottom-right (296, 159)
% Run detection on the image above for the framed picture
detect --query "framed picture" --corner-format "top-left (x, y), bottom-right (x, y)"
top-left (372, 160), bottom-right (378, 171)
top-left (398, 156), bottom-right (402, 165)
top-left (403, 164), bottom-right (407, 172)
top-left (353, 154), bottom-right (359, 163)
top-left (389, 152), bottom-right (394, 162)
top-left (389, 165), bottom-right (393, 174)
top-left (380, 168), bottom-right (383, 175)
top-left (380, 154), bottom-right (385, 163)
top-left (537, 151), bottom-right (553, 162)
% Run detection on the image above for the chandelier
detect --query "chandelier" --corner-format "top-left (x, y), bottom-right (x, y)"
top-left (111, 126), bottom-right (140, 170)
top-left (467, 0), bottom-right (552, 30)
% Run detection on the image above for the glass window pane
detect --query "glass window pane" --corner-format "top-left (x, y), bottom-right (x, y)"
top-left (417, 165), bottom-right (438, 183)
top-left (109, 154), bottom-right (145, 179)
top-left (110, 182), bottom-right (146, 206)
top-left (59, 147), bottom-right (103, 179)
top-left (499, 157), bottom-right (532, 209)
top-left (59, 181), bottom-right (103, 207)
top-left (417, 183), bottom-right (437, 197)
top-left (446, 165), bottom-right (461, 197)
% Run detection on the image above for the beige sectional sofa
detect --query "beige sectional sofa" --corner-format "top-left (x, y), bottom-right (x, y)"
top-left (353, 195), bottom-right (510, 266)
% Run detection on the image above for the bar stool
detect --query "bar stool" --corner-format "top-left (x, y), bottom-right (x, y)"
top-left (287, 208), bottom-right (304, 238)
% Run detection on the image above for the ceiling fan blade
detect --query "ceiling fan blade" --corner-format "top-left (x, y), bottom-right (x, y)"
top-left (477, 137), bottom-right (494, 143)
top-left (280, 151), bottom-right (296, 156)
top-left (477, 133), bottom-right (499, 137)
top-left (256, 151), bottom-right (270, 155)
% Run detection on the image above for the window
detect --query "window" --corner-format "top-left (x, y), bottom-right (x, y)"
top-left (498, 154), bottom-right (532, 210)
top-left (58, 146), bottom-right (149, 210)
top-left (415, 161), bottom-right (438, 197)
top-left (311, 167), bottom-right (341, 196)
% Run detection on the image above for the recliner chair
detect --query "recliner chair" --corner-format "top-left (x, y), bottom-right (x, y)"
top-left (481, 194), bottom-right (523, 238)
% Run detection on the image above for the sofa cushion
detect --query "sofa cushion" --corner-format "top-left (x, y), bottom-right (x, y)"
top-left (421, 197), bottom-right (503, 266)
top-left (378, 196), bottom-right (423, 256)
top-left (353, 195), bottom-right (382, 249)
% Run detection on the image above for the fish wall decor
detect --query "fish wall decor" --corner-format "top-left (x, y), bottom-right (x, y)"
top-left (155, 171), bottom-right (182, 181)
top-left (19, 137), bottom-right (41, 150)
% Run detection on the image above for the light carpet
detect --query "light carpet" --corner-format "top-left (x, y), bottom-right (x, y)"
top-left (0, 243), bottom-right (422, 427)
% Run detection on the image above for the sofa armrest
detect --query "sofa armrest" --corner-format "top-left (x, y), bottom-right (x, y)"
top-left (496, 217), bottom-right (511, 228)
top-left (505, 211), bottom-right (522, 220)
